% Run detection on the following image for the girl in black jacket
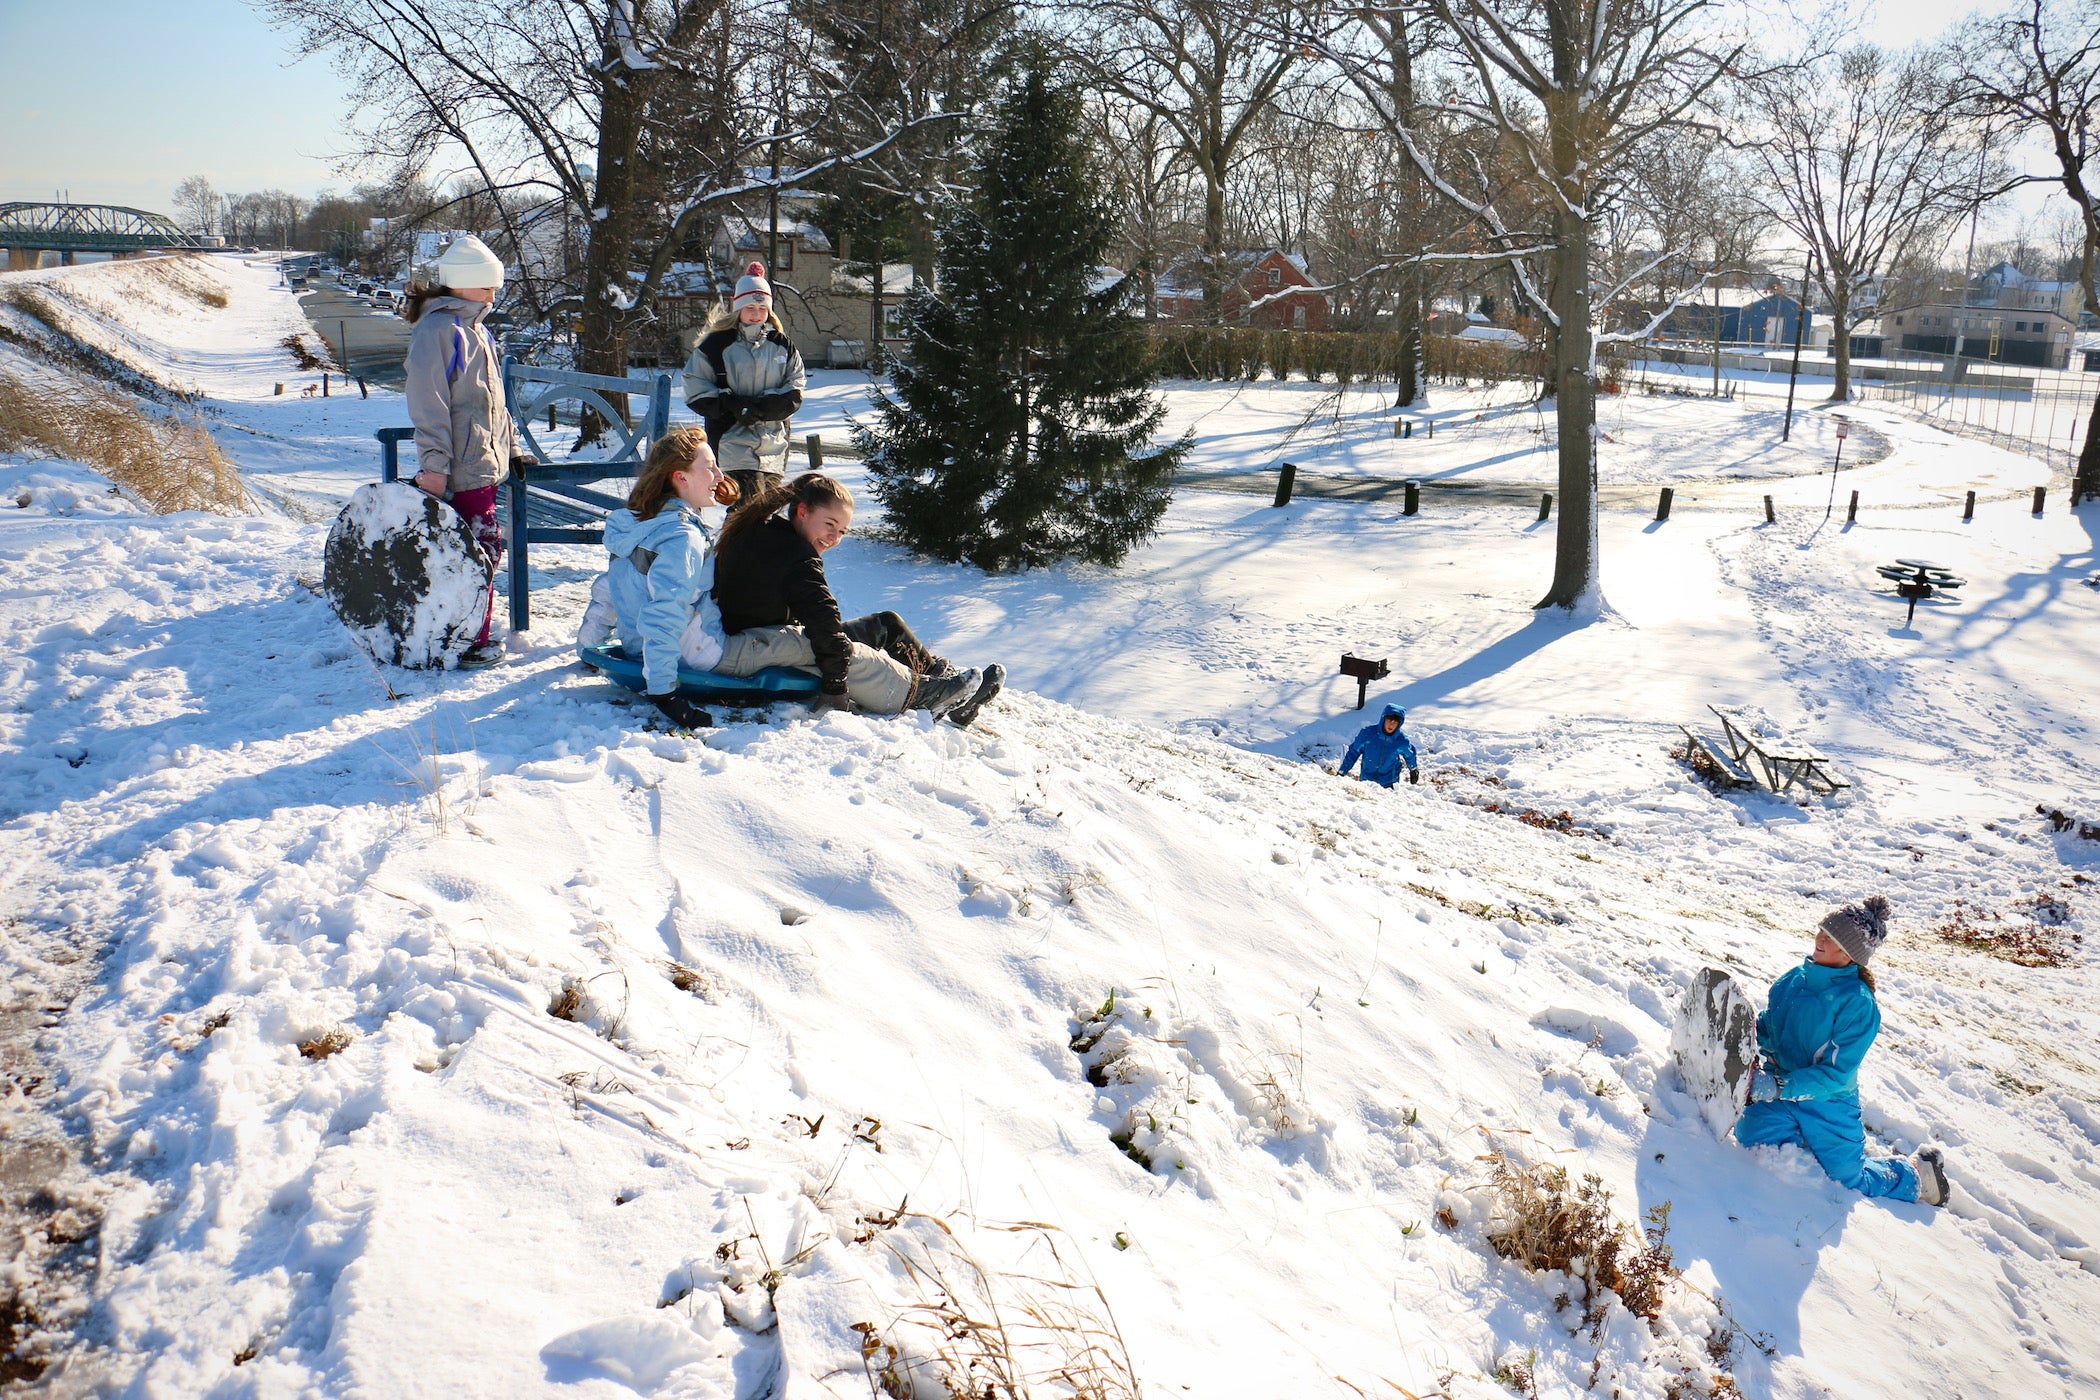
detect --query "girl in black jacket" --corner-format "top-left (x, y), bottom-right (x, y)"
top-left (711, 474), bottom-right (1002, 725)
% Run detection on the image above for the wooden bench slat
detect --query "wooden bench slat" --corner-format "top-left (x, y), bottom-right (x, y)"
top-left (1681, 725), bottom-right (1755, 787)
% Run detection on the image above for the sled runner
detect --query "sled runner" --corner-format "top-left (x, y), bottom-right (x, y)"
top-left (576, 640), bottom-right (823, 706)
top-left (1671, 967), bottom-right (1759, 1138)
top-left (324, 481), bottom-right (493, 669)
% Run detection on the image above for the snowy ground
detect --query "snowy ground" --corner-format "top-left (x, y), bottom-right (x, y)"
top-left (1, 255), bottom-right (2098, 1398)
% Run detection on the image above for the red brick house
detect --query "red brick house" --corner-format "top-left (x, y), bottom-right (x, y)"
top-left (1154, 249), bottom-right (1330, 331)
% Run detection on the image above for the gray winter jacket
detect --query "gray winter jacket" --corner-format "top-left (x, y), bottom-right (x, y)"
top-left (404, 295), bottom-right (515, 493)
top-left (683, 321), bottom-right (806, 476)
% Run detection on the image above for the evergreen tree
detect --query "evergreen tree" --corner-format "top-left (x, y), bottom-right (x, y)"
top-left (858, 53), bottom-right (1187, 572)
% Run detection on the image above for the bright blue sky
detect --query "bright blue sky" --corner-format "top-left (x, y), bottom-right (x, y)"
top-left (0, 0), bottom-right (357, 210)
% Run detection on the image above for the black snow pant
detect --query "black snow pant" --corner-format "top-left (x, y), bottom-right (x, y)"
top-left (842, 611), bottom-right (951, 679)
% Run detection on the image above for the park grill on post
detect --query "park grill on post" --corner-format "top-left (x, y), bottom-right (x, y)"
top-left (1339, 654), bottom-right (1390, 710)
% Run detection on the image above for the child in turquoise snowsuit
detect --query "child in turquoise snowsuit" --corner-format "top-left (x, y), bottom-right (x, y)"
top-left (1735, 896), bottom-right (1948, 1205)
top-left (1339, 704), bottom-right (1419, 787)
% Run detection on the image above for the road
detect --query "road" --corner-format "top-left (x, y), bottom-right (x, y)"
top-left (296, 281), bottom-right (412, 385)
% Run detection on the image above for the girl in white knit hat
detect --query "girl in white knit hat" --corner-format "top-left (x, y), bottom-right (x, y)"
top-left (403, 233), bottom-right (515, 665)
top-left (682, 260), bottom-right (806, 505)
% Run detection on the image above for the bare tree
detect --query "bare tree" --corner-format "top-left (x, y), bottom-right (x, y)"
top-left (1308, 0), bottom-right (1744, 612)
top-left (1948, 0), bottom-right (2100, 502)
top-left (1745, 45), bottom-right (1996, 402)
top-left (172, 175), bottom-right (220, 238)
top-left (1079, 0), bottom-right (1302, 323)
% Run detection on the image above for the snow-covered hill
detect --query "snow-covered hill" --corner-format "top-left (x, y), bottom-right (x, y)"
top-left (1, 255), bottom-right (2097, 1399)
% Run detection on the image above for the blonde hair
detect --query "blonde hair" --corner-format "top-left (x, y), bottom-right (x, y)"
top-left (627, 426), bottom-right (736, 518)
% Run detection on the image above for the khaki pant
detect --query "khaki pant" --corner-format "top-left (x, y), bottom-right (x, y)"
top-left (717, 625), bottom-right (913, 715)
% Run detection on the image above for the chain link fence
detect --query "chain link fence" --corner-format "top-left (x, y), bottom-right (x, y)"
top-left (1860, 354), bottom-right (2093, 480)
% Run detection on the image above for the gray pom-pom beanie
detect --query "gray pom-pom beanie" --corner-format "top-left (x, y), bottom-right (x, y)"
top-left (1820, 894), bottom-right (1891, 966)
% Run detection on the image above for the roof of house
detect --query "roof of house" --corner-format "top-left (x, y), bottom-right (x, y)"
top-left (1155, 249), bottom-right (1312, 294)
top-left (718, 214), bottom-right (834, 256)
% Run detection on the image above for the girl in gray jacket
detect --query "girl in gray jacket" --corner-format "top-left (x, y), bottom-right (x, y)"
top-left (404, 235), bottom-right (516, 663)
top-left (683, 261), bottom-right (804, 504)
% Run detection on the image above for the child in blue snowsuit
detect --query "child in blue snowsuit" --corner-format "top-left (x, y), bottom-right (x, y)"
top-left (1339, 704), bottom-right (1419, 787)
top-left (1735, 896), bottom-right (1949, 1206)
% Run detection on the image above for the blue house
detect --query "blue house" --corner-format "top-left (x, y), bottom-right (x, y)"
top-left (1665, 290), bottom-right (1811, 346)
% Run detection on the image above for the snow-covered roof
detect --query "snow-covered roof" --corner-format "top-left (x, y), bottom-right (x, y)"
top-left (718, 215), bottom-right (833, 256)
top-left (1156, 250), bottom-right (1310, 293)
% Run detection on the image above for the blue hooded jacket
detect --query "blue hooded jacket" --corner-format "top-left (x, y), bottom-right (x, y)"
top-left (600, 500), bottom-right (725, 695)
top-left (1756, 959), bottom-right (1880, 1101)
top-left (1340, 704), bottom-right (1418, 787)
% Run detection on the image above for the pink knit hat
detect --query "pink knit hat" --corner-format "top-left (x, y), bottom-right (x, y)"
top-left (732, 261), bottom-right (773, 313)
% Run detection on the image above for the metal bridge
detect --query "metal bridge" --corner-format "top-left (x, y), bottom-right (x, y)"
top-left (0, 203), bottom-right (210, 270)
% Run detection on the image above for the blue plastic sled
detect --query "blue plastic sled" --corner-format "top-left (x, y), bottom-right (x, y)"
top-left (577, 641), bottom-right (823, 705)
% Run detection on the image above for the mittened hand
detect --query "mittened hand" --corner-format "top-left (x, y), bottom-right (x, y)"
top-left (1408, 767), bottom-right (1421, 785)
top-left (812, 691), bottom-right (858, 715)
top-left (1749, 1068), bottom-right (1780, 1103)
top-left (651, 693), bottom-right (713, 730)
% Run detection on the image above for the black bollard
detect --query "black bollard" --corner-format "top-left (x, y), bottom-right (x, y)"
top-left (1964, 490), bottom-right (1976, 522)
top-left (1274, 462), bottom-right (1297, 508)
top-left (1403, 479), bottom-right (1420, 516)
top-left (1764, 494), bottom-right (1776, 524)
top-left (322, 372), bottom-right (329, 398)
top-left (807, 434), bottom-right (824, 470)
top-left (1404, 421), bottom-right (1413, 439)
top-left (1655, 486), bottom-right (1673, 522)
top-left (2033, 485), bottom-right (2047, 515)
top-left (1847, 489), bottom-right (1859, 524)
top-left (1538, 492), bottom-right (1553, 522)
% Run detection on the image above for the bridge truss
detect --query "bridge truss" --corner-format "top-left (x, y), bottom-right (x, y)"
top-left (0, 203), bottom-right (211, 254)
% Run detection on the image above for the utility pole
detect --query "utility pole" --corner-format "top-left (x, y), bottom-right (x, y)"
top-left (1710, 233), bottom-right (1724, 397)
top-left (1783, 254), bottom-right (1814, 441)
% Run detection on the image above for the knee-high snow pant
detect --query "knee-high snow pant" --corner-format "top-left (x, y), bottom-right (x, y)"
top-left (447, 483), bottom-right (504, 645)
top-left (1735, 1095), bottom-right (1918, 1201)
top-left (715, 624), bottom-right (914, 715)
top-left (842, 610), bottom-right (951, 678)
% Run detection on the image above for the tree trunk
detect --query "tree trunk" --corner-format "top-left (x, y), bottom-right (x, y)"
top-left (1536, 203), bottom-right (1598, 611)
top-left (869, 235), bottom-right (885, 373)
top-left (579, 50), bottom-right (643, 438)
top-left (1202, 153), bottom-right (1226, 327)
top-left (2076, 382), bottom-right (2100, 504)
top-left (1393, 274), bottom-right (1423, 407)
top-left (1827, 282), bottom-right (1852, 402)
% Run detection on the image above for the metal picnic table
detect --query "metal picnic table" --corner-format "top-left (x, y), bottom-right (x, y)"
top-left (1707, 705), bottom-right (1851, 795)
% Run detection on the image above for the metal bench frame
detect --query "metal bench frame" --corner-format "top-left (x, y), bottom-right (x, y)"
top-left (1707, 705), bottom-right (1851, 794)
top-left (377, 361), bottom-right (674, 632)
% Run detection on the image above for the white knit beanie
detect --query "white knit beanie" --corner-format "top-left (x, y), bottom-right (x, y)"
top-left (435, 235), bottom-right (505, 291)
top-left (732, 260), bottom-right (772, 313)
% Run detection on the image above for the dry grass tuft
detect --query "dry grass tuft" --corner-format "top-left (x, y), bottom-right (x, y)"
top-left (0, 368), bottom-right (248, 514)
top-left (548, 979), bottom-right (587, 1022)
top-left (862, 1214), bottom-right (1139, 1400)
top-left (1935, 895), bottom-right (2081, 968)
top-left (298, 1026), bottom-right (355, 1061)
top-left (280, 333), bottom-right (328, 372)
top-left (1482, 1155), bottom-right (1674, 1322)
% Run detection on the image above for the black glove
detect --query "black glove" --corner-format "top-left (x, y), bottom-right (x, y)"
top-left (651, 692), bottom-right (713, 730)
top-left (812, 690), bottom-right (858, 715)
top-left (1408, 767), bottom-right (1421, 785)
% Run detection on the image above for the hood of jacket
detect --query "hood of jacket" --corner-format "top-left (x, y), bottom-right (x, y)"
top-left (417, 293), bottom-right (491, 326)
top-left (604, 500), bottom-right (709, 560)
top-left (1380, 704), bottom-right (1406, 726)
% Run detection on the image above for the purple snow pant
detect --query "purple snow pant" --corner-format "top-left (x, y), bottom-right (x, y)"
top-left (1735, 1095), bottom-right (1919, 1202)
top-left (447, 483), bottom-right (504, 646)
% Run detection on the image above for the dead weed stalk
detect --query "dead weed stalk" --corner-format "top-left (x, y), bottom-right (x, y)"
top-left (870, 1213), bottom-right (1138, 1400)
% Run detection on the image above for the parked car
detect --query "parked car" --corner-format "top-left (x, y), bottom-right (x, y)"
top-left (372, 288), bottom-right (395, 306)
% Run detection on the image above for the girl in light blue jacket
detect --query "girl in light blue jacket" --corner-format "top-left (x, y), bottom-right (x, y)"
top-left (578, 426), bottom-right (739, 729)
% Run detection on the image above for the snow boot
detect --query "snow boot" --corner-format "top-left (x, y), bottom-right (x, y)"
top-left (1912, 1147), bottom-right (1950, 1207)
top-left (909, 667), bottom-right (982, 718)
top-left (459, 642), bottom-right (509, 669)
top-left (946, 663), bottom-right (1005, 729)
